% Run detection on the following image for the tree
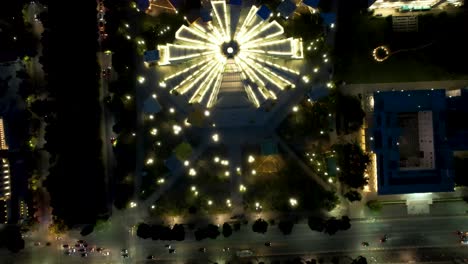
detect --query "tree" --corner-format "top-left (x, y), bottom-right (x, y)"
top-left (278, 220), bottom-right (294, 235)
top-left (174, 142), bottom-right (193, 161)
top-left (171, 224), bottom-right (185, 241)
top-left (49, 218), bottom-right (68, 235)
top-left (222, 223), bottom-right (233, 238)
top-left (339, 216), bottom-right (351, 231)
top-left (366, 200), bottom-right (382, 211)
top-left (308, 217), bottom-right (325, 232)
top-left (324, 218), bottom-right (341, 235)
top-left (0, 225), bottom-right (25, 253)
top-left (335, 93), bottom-right (365, 134)
top-left (331, 256), bottom-right (340, 264)
top-left (31, 100), bottom-right (55, 118)
top-left (252, 218), bottom-right (268, 234)
top-left (137, 223), bottom-right (151, 239)
top-left (194, 224), bottom-right (220, 241)
top-left (351, 256), bottom-right (367, 264)
top-left (344, 190), bottom-right (362, 202)
top-left (206, 224), bottom-right (220, 239)
top-left (80, 224), bottom-right (94, 236)
top-left (334, 143), bottom-right (370, 189)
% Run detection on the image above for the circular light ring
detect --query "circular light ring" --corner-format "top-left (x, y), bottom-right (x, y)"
top-left (372, 46), bottom-right (390, 62)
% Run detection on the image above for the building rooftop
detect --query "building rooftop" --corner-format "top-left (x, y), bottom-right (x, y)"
top-left (256, 5), bottom-right (272, 20)
top-left (277, 0), bottom-right (296, 18)
top-left (369, 89), bottom-right (454, 195)
top-left (143, 50), bottom-right (160, 63)
top-left (303, 0), bottom-right (320, 8)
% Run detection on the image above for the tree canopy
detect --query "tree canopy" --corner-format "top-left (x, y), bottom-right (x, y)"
top-left (334, 143), bottom-right (370, 189)
top-left (252, 219), bottom-right (269, 234)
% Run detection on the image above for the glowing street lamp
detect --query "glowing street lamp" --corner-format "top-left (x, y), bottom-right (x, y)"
top-left (239, 184), bottom-right (247, 192)
top-left (212, 133), bottom-right (219, 142)
top-left (189, 168), bottom-right (197, 176)
top-left (248, 155), bottom-right (255, 163)
top-left (289, 198), bottom-right (298, 207)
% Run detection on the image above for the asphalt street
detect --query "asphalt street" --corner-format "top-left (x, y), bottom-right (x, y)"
top-left (3, 214), bottom-right (468, 263)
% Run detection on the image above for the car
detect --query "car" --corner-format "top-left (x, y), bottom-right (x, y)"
top-left (83, 243), bottom-right (88, 248)
top-left (46, 242), bottom-right (51, 246)
top-left (122, 253), bottom-right (129, 258)
top-left (75, 243), bottom-right (81, 248)
top-left (34, 242), bottom-right (41, 246)
top-left (96, 247), bottom-right (104, 252)
top-left (168, 248), bottom-right (176, 254)
top-left (121, 249), bottom-right (128, 254)
top-left (103, 251), bottom-right (110, 256)
top-left (380, 234), bottom-right (388, 243)
top-left (264, 242), bottom-right (271, 247)
top-left (79, 248), bottom-right (86, 252)
top-left (222, 247), bottom-right (230, 252)
top-left (236, 249), bottom-right (253, 258)
top-left (64, 250), bottom-right (71, 256)
top-left (361, 242), bottom-right (369, 247)
top-left (62, 244), bottom-right (69, 249)
top-left (102, 68), bottom-right (111, 79)
top-left (164, 244), bottom-right (171, 248)
top-left (375, 13), bottom-right (383, 16)
top-left (77, 240), bottom-right (85, 244)
top-left (147, 255), bottom-right (155, 260)
top-left (81, 253), bottom-right (88, 258)
top-left (199, 247), bottom-right (206, 252)
top-left (98, 22), bottom-right (105, 32)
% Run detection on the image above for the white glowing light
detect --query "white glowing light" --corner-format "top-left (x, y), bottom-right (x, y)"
top-left (146, 158), bottom-right (154, 165)
top-left (189, 168), bottom-right (197, 176)
top-left (292, 106), bottom-right (299, 112)
top-left (248, 155), bottom-right (255, 163)
top-left (157, 2), bottom-right (304, 108)
top-left (239, 184), bottom-right (247, 192)
top-left (289, 198), bottom-right (298, 207)
top-left (212, 133), bottom-right (219, 142)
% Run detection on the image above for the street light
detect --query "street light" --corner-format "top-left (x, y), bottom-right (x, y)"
top-left (289, 198), bottom-right (298, 207)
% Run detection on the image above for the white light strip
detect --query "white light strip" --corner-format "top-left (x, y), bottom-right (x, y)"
top-left (171, 60), bottom-right (217, 93)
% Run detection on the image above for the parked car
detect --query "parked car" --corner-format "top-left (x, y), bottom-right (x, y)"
top-left (236, 249), bottom-right (253, 258)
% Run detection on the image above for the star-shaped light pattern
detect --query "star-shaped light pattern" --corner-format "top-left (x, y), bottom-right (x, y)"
top-left (158, 1), bottom-right (304, 108)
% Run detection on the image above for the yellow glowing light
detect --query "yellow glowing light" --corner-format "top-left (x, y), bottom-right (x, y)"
top-left (157, 2), bottom-right (304, 108)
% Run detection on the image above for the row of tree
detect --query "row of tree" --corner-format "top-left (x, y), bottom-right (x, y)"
top-left (252, 218), bottom-right (296, 235)
top-left (136, 223), bottom-right (185, 241)
top-left (136, 216), bottom-right (351, 243)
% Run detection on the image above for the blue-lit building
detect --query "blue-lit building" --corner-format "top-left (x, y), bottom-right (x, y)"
top-left (256, 5), bottom-right (272, 20)
top-left (276, 0), bottom-right (296, 18)
top-left (369, 89), bottom-right (459, 195)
